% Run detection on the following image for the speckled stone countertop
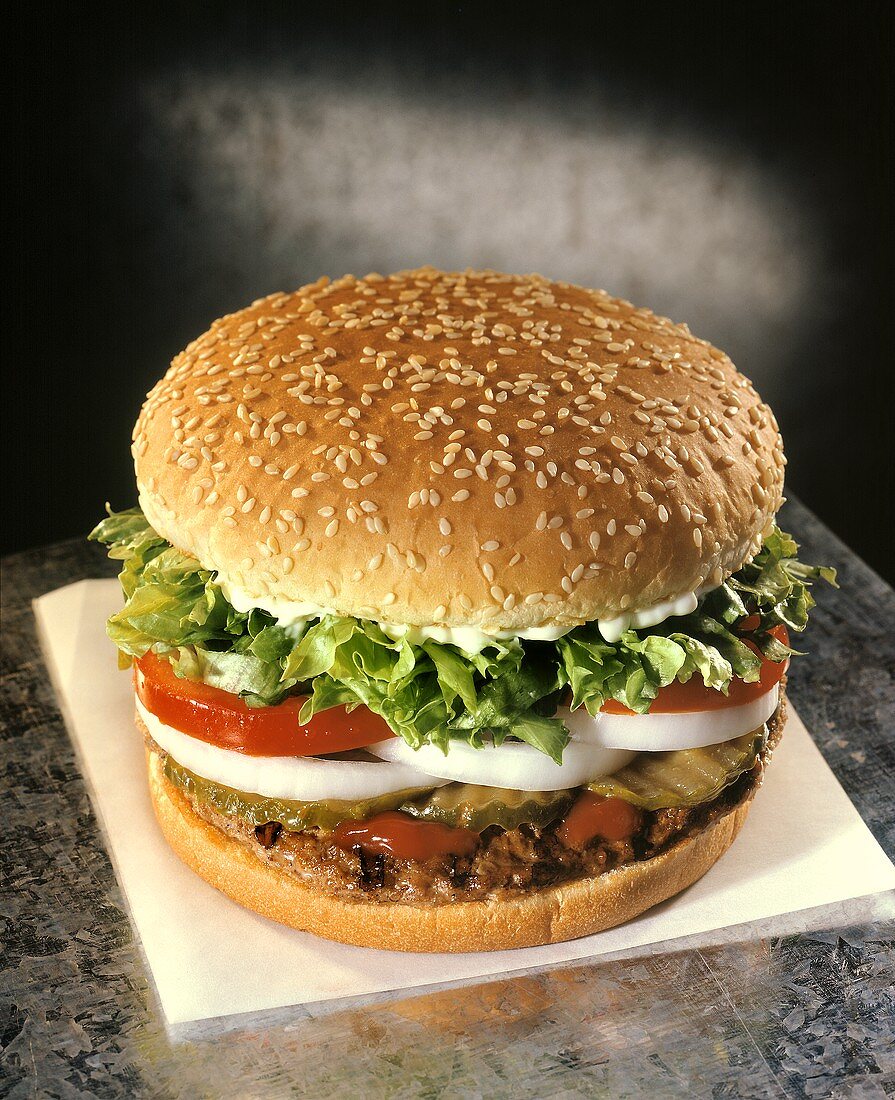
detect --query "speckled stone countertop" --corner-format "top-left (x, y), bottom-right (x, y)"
top-left (2, 497), bottom-right (893, 1098)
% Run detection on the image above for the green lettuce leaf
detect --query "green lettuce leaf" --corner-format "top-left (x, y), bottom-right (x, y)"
top-left (91, 506), bottom-right (834, 760)
top-left (168, 646), bottom-right (297, 708)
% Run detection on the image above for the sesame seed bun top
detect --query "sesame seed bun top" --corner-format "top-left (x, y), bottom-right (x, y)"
top-left (133, 268), bottom-right (785, 632)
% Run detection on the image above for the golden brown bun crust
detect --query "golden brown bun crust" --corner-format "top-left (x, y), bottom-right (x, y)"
top-left (134, 268), bottom-right (784, 630)
top-left (147, 748), bottom-right (757, 953)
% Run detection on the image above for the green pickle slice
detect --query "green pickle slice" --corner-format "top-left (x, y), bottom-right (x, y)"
top-left (399, 784), bottom-right (575, 831)
top-left (163, 725), bottom-right (767, 835)
top-left (587, 727), bottom-right (766, 810)
top-left (163, 756), bottom-right (436, 831)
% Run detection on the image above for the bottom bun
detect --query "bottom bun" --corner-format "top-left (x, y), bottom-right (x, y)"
top-left (147, 749), bottom-right (757, 953)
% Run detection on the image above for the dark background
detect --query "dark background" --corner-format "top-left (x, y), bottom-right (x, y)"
top-left (9, 4), bottom-right (893, 581)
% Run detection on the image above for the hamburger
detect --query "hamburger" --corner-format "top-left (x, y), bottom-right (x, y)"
top-left (90, 267), bottom-right (834, 952)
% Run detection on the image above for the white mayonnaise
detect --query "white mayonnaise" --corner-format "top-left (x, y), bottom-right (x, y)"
top-left (216, 574), bottom-right (706, 653)
top-left (595, 590), bottom-right (701, 643)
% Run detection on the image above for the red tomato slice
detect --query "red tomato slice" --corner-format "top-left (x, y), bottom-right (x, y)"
top-left (331, 811), bottom-right (479, 861)
top-left (134, 651), bottom-right (394, 756)
top-left (601, 625), bottom-right (789, 715)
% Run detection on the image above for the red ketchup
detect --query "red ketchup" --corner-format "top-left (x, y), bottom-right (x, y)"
top-left (556, 793), bottom-right (642, 850)
top-left (331, 811), bottom-right (479, 862)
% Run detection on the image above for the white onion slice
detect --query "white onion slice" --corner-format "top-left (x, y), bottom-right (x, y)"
top-left (137, 698), bottom-right (446, 801)
top-left (562, 683), bottom-right (779, 753)
top-left (366, 736), bottom-right (636, 792)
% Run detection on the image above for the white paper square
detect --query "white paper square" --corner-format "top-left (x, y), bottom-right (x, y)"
top-left (34, 579), bottom-right (895, 1026)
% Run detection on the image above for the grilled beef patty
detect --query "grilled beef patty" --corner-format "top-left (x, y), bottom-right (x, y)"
top-left (150, 703), bottom-right (783, 905)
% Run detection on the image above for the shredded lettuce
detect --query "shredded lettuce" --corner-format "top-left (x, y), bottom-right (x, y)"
top-left (90, 507), bottom-right (835, 761)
